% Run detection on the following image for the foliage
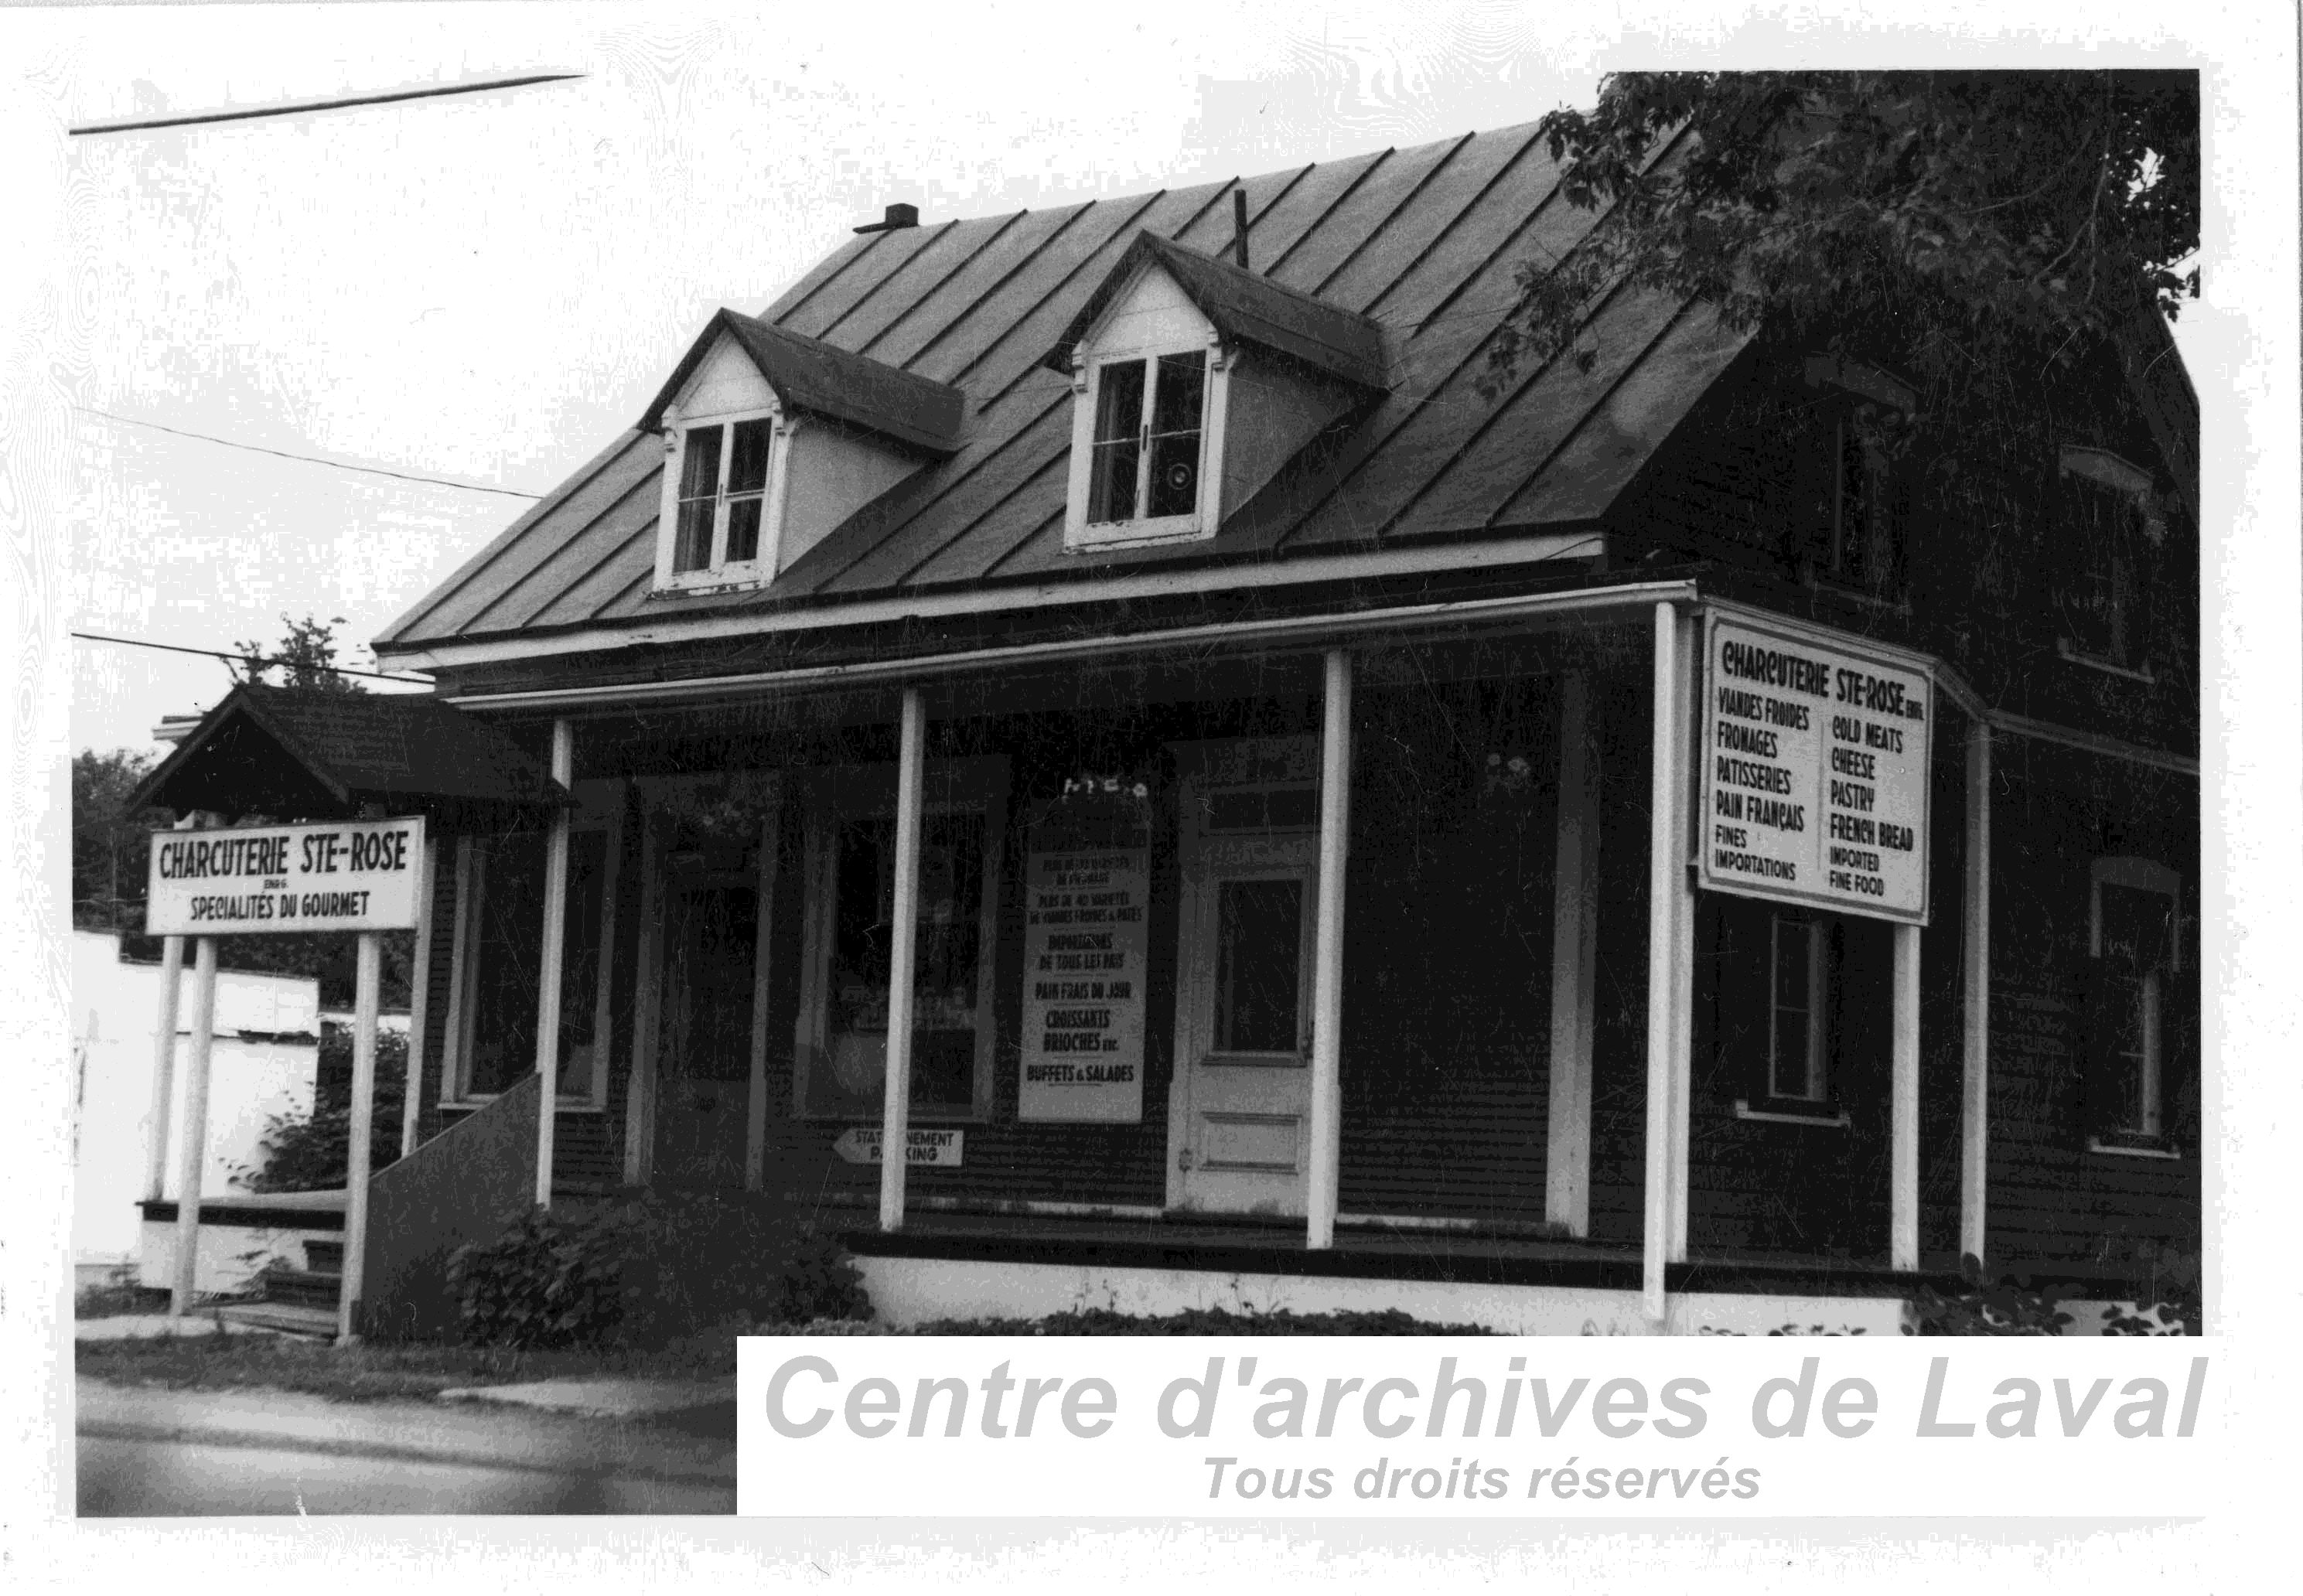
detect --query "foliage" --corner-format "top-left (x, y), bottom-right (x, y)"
top-left (234, 1028), bottom-right (409, 1192)
top-left (1494, 70), bottom-right (2199, 390)
top-left (72, 748), bottom-right (163, 929)
top-left (448, 1192), bottom-right (872, 1351)
top-left (2099, 1240), bottom-right (2200, 1335)
top-left (228, 612), bottom-right (367, 693)
top-left (1902, 1253), bottom-right (2076, 1336)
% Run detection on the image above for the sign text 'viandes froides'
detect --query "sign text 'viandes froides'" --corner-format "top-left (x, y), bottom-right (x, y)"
top-left (1700, 614), bottom-right (1933, 924)
top-left (145, 816), bottom-right (425, 936)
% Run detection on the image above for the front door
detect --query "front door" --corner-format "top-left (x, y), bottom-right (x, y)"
top-left (1168, 742), bottom-right (1321, 1216)
top-left (654, 869), bottom-right (758, 1188)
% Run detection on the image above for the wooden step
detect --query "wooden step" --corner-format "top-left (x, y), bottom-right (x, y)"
top-left (215, 1301), bottom-right (337, 1339)
top-left (261, 1267), bottom-right (342, 1310)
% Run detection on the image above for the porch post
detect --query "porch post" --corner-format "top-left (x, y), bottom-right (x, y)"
top-left (167, 933), bottom-right (220, 1317)
top-left (1892, 922), bottom-right (1923, 1271)
top-left (1960, 721), bottom-right (1993, 1265)
top-left (144, 813), bottom-right (197, 1199)
top-left (397, 827), bottom-right (436, 1158)
top-left (1545, 672), bottom-right (1598, 1236)
top-left (338, 930), bottom-right (381, 1342)
top-left (533, 718), bottom-right (574, 1209)
top-left (623, 807), bottom-right (666, 1188)
top-left (1641, 602), bottom-right (1695, 1322)
top-left (880, 688), bottom-right (928, 1231)
top-left (1667, 613), bottom-right (1697, 1264)
top-left (1306, 648), bottom-right (1353, 1251)
top-left (745, 786), bottom-right (784, 1192)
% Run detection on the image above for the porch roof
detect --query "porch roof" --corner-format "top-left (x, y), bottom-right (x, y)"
top-left (129, 684), bottom-right (570, 822)
top-left (375, 120), bottom-right (1747, 659)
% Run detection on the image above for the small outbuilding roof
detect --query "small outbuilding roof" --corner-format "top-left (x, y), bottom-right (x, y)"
top-left (129, 684), bottom-right (568, 823)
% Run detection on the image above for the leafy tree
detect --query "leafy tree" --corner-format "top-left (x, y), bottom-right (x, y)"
top-left (228, 612), bottom-right (366, 693)
top-left (1494, 70), bottom-right (2197, 391)
top-left (72, 749), bottom-right (162, 929)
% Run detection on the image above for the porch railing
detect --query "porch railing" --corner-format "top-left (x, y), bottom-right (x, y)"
top-left (357, 1072), bottom-right (540, 1341)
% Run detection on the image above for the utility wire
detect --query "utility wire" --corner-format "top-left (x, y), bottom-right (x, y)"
top-left (69, 73), bottom-right (584, 135)
top-left (74, 406), bottom-right (545, 500)
top-left (72, 630), bottom-right (432, 685)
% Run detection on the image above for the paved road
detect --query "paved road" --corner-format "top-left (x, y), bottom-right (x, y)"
top-left (77, 1379), bottom-right (736, 1516)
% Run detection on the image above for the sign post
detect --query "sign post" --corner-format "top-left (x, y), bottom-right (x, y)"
top-left (148, 815), bottom-right (426, 1339)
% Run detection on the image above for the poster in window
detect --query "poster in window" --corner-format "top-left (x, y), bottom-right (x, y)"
top-left (1018, 793), bottom-right (1151, 1123)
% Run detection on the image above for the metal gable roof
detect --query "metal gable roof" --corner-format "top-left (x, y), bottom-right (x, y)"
top-left (377, 121), bottom-right (1742, 657)
top-left (131, 684), bottom-right (568, 820)
top-left (638, 308), bottom-right (966, 453)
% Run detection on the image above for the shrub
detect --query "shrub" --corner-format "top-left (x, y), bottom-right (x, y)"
top-left (1902, 1254), bottom-right (2074, 1336)
top-left (236, 1028), bottom-right (408, 1193)
top-left (447, 1191), bottom-right (870, 1350)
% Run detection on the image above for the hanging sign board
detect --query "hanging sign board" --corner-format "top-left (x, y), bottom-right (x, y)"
top-left (145, 816), bottom-right (427, 936)
top-left (1018, 796), bottom-right (1152, 1123)
top-left (1698, 612), bottom-right (1933, 925)
top-left (832, 1127), bottom-right (964, 1167)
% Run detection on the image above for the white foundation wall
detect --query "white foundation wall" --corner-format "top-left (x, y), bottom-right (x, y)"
top-left (136, 1217), bottom-right (335, 1296)
top-left (852, 1257), bottom-right (1912, 1338)
top-left (70, 932), bottom-right (320, 1262)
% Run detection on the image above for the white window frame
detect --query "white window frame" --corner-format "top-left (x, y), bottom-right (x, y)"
top-left (1735, 909), bottom-right (1851, 1127)
top-left (2056, 445), bottom-right (2163, 682)
top-left (2088, 855), bottom-right (2184, 1156)
top-left (442, 786), bottom-right (623, 1110)
top-left (1063, 337), bottom-right (1232, 553)
top-left (790, 757), bottom-right (1008, 1124)
top-left (653, 400), bottom-right (800, 592)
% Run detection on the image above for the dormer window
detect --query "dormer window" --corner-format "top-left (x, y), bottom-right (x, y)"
top-left (1049, 234), bottom-right (1388, 557)
top-left (640, 309), bottom-right (964, 595)
top-left (1087, 351), bottom-right (1211, 530)
top-left (673, 415), bottom-right (778, 575)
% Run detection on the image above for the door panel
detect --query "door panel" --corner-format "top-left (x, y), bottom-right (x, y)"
top-left (1172, 817), bottom-right (1319, 1216)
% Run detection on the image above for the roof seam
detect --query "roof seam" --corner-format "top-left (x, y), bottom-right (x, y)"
top-left (902, 203), bottom-right (1097, 375)
top-left (891, 439), bottom-right (1073, 588)
top-left (961, 189), bottom-right (1169, 400)
top-left (975, 504), bottom-right (1067, 580)
top-left (769, 230), bottom-right (889, 328)
top-left (1309, 133), bottom-right (1475, 299)
top-left (855, 210), bottom-right (1030, 360)
top-left (479, 467), bottom-right (667, 634)
top-left (813, 218), bottom-right (963, 342)
top-left (1359, 124), bottom-right (1547, 322)
top-left (1261, 148), bottom-right (1391, 281)
top-left (1479, 298), bottom-right (1701, 530)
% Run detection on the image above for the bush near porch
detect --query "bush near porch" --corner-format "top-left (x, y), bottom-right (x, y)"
top-left (448, 1191), bottom-right (870, 1350)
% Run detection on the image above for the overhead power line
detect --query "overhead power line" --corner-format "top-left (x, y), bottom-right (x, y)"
top-left (72, 630), bottom-right (432, 685)
top-left (69, 72), bottom-right (585, 135)
top-left (74, 406), bottom-right (546, 500)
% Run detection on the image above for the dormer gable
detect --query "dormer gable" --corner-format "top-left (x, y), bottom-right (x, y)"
top-left (643, 310), bottom-right (963, 592)
top-left (1045, 234), bottom-right (1388, 554)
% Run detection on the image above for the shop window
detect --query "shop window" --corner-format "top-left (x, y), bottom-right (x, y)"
top-left (449, 816), bottom-right (614, 1103)
top-left (2056, 446), bottom-right (2163, 678)
top-left (793, 762), bottom-right (1006, 1121)
top-left (1715, 900), bottom-right (1875, 1127)
top-left (2086, 858), bottom-right (2187, 1156)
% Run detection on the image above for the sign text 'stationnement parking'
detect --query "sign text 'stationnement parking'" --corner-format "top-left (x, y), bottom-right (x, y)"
top-left (1699, 614), bottom-right (1933, 924)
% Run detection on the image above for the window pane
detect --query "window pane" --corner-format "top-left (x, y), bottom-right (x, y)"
top-left (558, 829), bottom-right (609, 1065)
top-left (725, 497), bottom-right (763, 564)
top-left (1214, 878), bottom-right (1302, 1053)
top-left (727, 418), bottom-right (773, 494)
top-left (1147, 353), bottom-right (1205, 517)
top-left (1772, 918), bottom-right (1810, 1010)
top-left (1769, 1009), bottom-right (1812, 1100)
top-left (816, 810), bottom-right (988, 1115)
top-left (1088, 360), bottom-right (1146, 523)
top-left (678, 425), bottom-right (723, 499)
top-left (469, 832), bottom-right (547, 1096)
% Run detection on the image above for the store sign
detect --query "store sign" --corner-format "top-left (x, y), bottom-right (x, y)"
top-left (145, 816), bottom-right (426, 936)
top-left (1698, 613), bottom-right (1933, 924)
top-left (1018, 809), bottom-right (1152, 1123)
top-left (832, 1127), bottom-right (964, 1167)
